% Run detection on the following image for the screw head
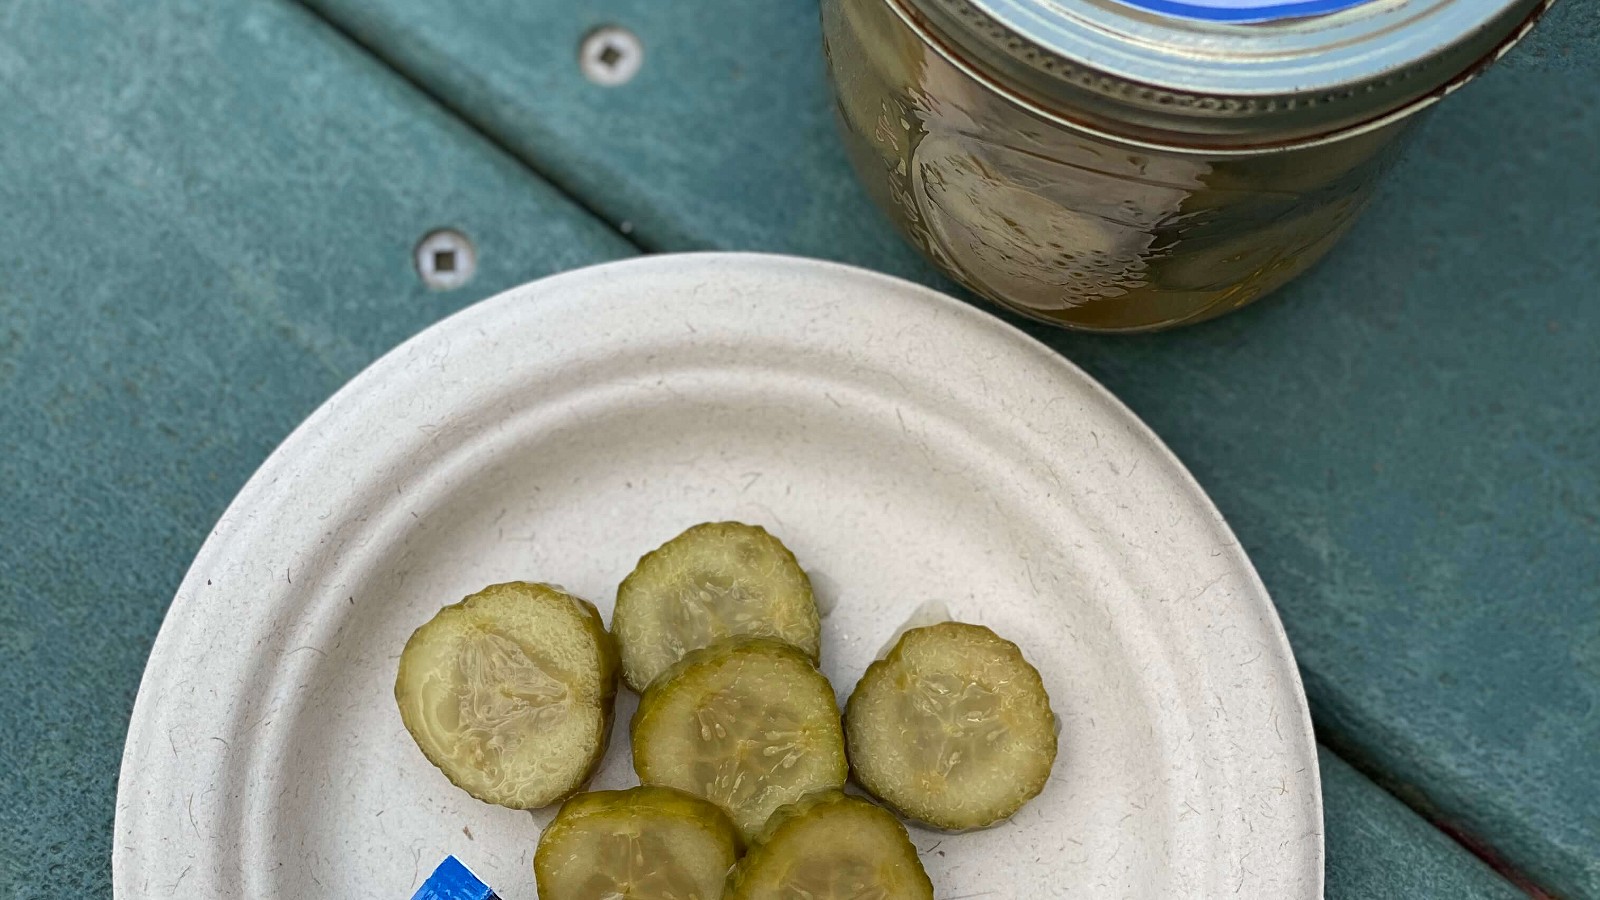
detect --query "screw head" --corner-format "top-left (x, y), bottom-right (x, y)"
top-left (415, 229), bottom-right (477, 291)
top-left (580, 26), bottom-right (643, 86)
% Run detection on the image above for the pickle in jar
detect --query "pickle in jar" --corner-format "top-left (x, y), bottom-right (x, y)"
top-left (394, 581), bottom-right (618, 809)
top-left (632, 638), bottom-right (847, 840)
top-left (845, 621), bottom-right (1056, 830)
top-left (614, 521), bottom-right (821, 692)
top-left (725, 790), bottom-right (934, 900)
top-left (535, 785), bottom-right (741, 900)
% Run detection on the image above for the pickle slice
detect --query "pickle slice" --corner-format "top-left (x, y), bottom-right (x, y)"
top-left (615, 522), bottom-right (821, 692)
top-left (535, 786), bottom-right (741, 900)
top-left (394, 581), bottom-right (619, 809)
top-left (725, 790), bottom-right (934, 900)
top-left (632, 638), bottom-right (847, 840)
top-left (845, 621), bottom-right (1057, 830)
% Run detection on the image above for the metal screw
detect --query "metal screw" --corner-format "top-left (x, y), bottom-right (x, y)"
top-left (414, 229), bottom-right (476, 291)
top-left (580, 26), bottom-right (643, 86)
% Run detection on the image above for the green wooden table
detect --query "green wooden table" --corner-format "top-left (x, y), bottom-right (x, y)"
top-left (0, 0), bottom-right (1594, 897)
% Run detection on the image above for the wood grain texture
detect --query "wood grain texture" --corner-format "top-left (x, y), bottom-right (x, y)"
top-left (1321, 750), bottom-right (1524, 900)
top-left (290, 0), bottom-right (1600, 894)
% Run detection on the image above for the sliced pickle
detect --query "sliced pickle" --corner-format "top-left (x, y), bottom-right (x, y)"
top-left (615, 522), bottom-right (821, 692)
top-left (632, 638), bottom-right (847, 840)
top-left (534, 786), bottom-right (741, 900)
top-left (725, 790), bottom-right (934, 900)
top-left (845, 621), bottom-right (1056, 830)
top-left (394, 581), bottom-right (618, 809)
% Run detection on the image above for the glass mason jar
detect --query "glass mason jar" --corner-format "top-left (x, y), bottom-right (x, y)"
top-left (822, 0), bottom-right (1552, 331)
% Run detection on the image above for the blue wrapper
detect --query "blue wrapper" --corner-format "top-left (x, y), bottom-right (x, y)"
top-left (411, 856), bottom-right (499, 900)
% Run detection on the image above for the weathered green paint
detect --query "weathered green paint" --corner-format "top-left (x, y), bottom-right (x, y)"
top-left (0, 0), bottom-right (629, 894)
top-left (1321, 750), bottom-right (1524, 900)
top-left (295, 0), bottom-right (1600, 892)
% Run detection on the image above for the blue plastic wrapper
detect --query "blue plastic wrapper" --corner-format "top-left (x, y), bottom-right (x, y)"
top-left (411, 856), bottom-right (499, 900)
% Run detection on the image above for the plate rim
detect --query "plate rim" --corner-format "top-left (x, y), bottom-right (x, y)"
top-left (113, 251), bottom-right (1322, 898)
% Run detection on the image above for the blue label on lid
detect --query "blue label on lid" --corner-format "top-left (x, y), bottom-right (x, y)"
top-left (1108, 0), bottom-right (1372, 23)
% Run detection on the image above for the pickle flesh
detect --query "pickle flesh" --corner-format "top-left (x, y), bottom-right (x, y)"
top-left (725, 790), bottom-right (934, 900)
top-left (845, 621), bottom-right (1056, 830)
top-left (394, 581), bottom-right (618, 809)
top-left (615, 522), bottom-right (821, 692)
top-left (535, 786), bottom-right (741, 900)
top-left (632, 638), bottom-right (847, 840)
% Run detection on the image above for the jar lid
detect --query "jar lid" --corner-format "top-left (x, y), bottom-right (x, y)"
top-left (904, 0), bottom-right (1552, 145)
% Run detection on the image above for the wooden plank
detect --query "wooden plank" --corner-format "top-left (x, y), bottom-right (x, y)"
top-left (0, 1), bottom-right (630, 894)
top-left (290, 0), bottom-right (1600, 894)
top-left (1321, 751), bottom-right (1522, 900)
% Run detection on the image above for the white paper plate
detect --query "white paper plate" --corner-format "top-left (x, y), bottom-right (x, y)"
top-left (114, 253), bottom-right (1321, 899)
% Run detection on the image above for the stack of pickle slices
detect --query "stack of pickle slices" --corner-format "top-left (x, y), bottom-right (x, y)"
top-left (395, 522), bottom-right (1058, 899)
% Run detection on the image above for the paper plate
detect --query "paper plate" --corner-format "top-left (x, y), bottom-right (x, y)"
top-left (114, 253), bottom-right (1321, 898)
